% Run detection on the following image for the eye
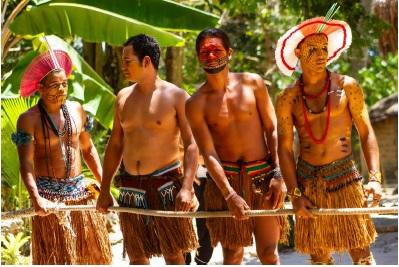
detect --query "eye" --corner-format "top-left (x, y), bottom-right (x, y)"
top-left (309, 48), bottom-right (316, 54)
top-left (323, 46), bottom-right (328, 52)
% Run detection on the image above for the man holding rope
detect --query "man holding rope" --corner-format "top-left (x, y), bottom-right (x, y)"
top-left (13, 44), bottom-right (112, 264)
top-left (96, 34), bottom-right (199, 265)
top-left (275, 15), bottom-right (381, 264)
top-left (186, 28), bottom-right (289, 265)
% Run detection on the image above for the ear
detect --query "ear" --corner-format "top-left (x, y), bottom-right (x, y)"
top-left (295, 48), bottom-right (301, 58)
top-left (228, 48), bottom-right (233, 60)
top-left (143, 56), bottom-right (151, 68)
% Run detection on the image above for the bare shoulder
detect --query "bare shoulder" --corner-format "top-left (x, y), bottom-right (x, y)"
top-left (341, 74), bottom-right (362, 93)
top-left (116, 85), bottom-right (134, 106)
top-left (276, 83), bottom-right (299, 109)
top-left (185, 88), bottom-right (206, 116)
top-left (17, 106), bottom-right (39, 131)
top-left (161, 79), bottom-right (189, 100)
top-left (236, 72), bottom-right (263, 86)
top-left (66, 100), bottom-right (83, 111)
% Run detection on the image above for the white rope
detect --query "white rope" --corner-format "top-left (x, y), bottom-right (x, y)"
top-left (1, 205), bottom-right (397, 221)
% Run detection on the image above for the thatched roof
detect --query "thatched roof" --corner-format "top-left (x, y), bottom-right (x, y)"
top-left (369, 93), bottom-right (398, 123)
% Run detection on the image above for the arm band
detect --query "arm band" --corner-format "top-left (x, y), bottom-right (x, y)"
top-left (11, 131), bottom-right (33, 146)
top-left (84, 115), bottom-right (94, 132)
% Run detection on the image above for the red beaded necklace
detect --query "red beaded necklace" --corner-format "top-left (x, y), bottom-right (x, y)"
top-left (300, 71), bottom-right (331, 144)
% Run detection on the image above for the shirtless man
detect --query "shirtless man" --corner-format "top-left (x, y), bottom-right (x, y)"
top-left (96, 34), bottom-right (199, 265)
top-left (275, 17), bottom-right (381, 264)
top-left (14, 49), bottom-right (111, 264)
top-left (186, 28), bottom-right (288, 265)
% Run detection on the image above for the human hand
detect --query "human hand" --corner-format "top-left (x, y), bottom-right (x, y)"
top-left (292, 196), bottom-right (317, 219)
top-left (264, 178), bottom-right (287, 209)
top-left (175, 187), bottom-right (196, 211)
top-left (96, 191), bottom-right (114, 214)
top-left (364, 181), bottom-right (383, 207)
top-left (32, 196), bottom-right (56, 217)
top-left (226, 192), bottom-right (250, 220)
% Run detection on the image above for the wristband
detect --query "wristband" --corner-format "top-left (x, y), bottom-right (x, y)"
top-left (368, 170), bottom-right (382, 183)
top-left (224, 191), bottom-right (237, 201)
top-left (273, 167), bottom-right (283, 179)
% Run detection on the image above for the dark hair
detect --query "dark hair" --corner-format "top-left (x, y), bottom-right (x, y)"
top-left (195, 28), bottom-right (231, 54)
top-left (124, 34), bottom-right (161, 69)
top-left (39, 69), bottom-right (64, 85)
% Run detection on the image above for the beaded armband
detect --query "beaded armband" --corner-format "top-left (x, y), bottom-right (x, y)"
top-left (11, 131), bottom-right (33, 146)
top-left (84, 115), bottom-right (94, 132)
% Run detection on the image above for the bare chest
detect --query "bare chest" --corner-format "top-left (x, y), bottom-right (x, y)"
top-left (204, 86), bottom-right (258, 130)
top-left (120, 94), bottom-right (177, 131)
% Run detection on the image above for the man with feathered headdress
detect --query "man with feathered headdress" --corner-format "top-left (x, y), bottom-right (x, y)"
top-left (275, 6), bottom-right (381, 265)
top-left (12, 37), bottom-right (112, 264)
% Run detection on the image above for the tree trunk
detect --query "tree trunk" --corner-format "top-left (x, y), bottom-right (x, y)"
top-left (372, 0), bottom-right (398, 55)
top-left (165, 46), bottom-right (183, 87)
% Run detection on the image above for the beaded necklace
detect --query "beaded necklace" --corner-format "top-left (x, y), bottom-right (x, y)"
top-left (300, 71), bottom-right (331, 144)
top-left (38, 100), bottom-right (73, 179)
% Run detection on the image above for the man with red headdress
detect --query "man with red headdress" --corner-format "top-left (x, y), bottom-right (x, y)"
top-left (13, 40), bottom-right (112, 264)
top-left (275, 15), bottom-right (381, 264)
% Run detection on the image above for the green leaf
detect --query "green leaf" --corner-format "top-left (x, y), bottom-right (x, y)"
top-left (10, 2), bottom-right (185, 47)
top-left (47, 0), bottom-right (220, 32)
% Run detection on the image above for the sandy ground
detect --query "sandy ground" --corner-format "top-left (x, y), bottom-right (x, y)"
top-left (110, 219), bottom-right (398, 265)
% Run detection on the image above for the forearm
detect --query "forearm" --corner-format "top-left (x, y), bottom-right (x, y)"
top-left (360, 128), bottom-right (380, 173)
top-left (181, 143), bottom-right (199, 191)
top-left (19, 164), bottom-right (40, 202)
top-left (82, 145), bottom-right (103, 182)
top-left (101, 143), bottom-right (123, 192)
top-left (204, 154), bottom-right (234, 197)
top-left (265, 127), bottom-right (279, 167)
top-left (278, 147), bottom-right (298, 192)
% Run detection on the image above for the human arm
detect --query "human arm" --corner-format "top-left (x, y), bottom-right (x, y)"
top-left (253, 74), bottom-right (286, 208)
top-left (96, 95), bottom-right (124, 213)
top-left (186, 96), bottom-right (249, 219)
top-left (344, 77), bottom-right (382, 206)
top-left (79, 108), bottom-right (102, 183)
top-left (175, 90), bottom-right (199, 211)
top-left (15, 113), bottom-right (53, 216)
top-left (276, 89), bottom-right (316, 218)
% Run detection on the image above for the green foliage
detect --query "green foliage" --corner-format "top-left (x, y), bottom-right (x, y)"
top-left (1, 97), bottom-right (38, 211)
top-left (1, 232), bottom-right (30, 265)
top-left (358, 53), bottom-right (398, 106)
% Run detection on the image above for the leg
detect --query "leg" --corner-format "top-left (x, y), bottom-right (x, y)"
top-left (129, 256), bottom-right (150, 265)
top-left (222, 246), bottom-right (244, 265)
top-left (164, 251), bottom-right (185, 265)
top-left (253, 198), bottom-right (280, 265)
top-left (349, 247), bottom-right (376, 265)
top-left (194, 180), bottom-right (214, 265)
top-left (309, 249), bottom-right (334, 265)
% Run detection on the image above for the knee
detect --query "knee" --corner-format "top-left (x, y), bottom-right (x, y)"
top-left (257, 245), bottom-right (279, 265)
top-left (164, 253), bottom-right (185, 265)
top-left (129, 256), bottom-right (150, 265)
top-left (223, 247), bottom-right (243, 265)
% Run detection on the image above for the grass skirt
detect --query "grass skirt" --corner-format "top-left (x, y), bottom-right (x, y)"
top-left (295, 156), bottom-right (377, 255)
top-left (116, 168), bottom-right (198, 259)
top-left (204, 167), bottom-right (290, 249)
top-left (31, 176), bottom-right (112, 264)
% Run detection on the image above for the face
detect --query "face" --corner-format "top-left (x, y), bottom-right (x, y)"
top-left (198, 37), bottom-right (231, 74)
top-left (122, 45), bottom-right (145, 82)
top-left (296, 34), bottom-right (328, 73)
top-left (39, 70), bottom-right (68, 105)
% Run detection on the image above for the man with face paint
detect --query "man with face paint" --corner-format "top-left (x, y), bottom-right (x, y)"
top-left (96, 34), bottom-right (199, 265)
top-left (186, 28), bottom-right (289, 265)
top-left (276, 17), bottom-right (380, 264)
top-left (13, 48), bottom-right (112, 264)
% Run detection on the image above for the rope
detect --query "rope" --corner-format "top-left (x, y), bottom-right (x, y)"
top-left (1, 205), bottom-right (397, 221)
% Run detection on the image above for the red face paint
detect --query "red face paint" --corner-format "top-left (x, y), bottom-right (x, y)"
top-left (198, 38), bottom-right (230, 74)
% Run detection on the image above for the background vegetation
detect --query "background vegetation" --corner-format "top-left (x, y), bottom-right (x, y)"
top-left (1, 0), bottom-right (397, 264)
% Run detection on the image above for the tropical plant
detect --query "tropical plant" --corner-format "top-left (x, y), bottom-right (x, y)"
top-left (0, 232), bottom-right (31, 265)
top-left (358, 53), bottom-right (398, 106)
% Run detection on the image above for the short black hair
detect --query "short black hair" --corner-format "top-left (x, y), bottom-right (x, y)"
top-left (195, 28), bottom-right (231, 54)
top-left (124, 34), bottom-right (161, 69)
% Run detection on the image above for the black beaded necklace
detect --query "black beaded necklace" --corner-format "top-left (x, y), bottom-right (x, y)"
top-left (38, 100), bottom-right (73, 179)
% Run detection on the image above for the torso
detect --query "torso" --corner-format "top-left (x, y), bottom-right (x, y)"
top-left (195, 72), bottom-right (269, 162)
top-left (289, 73), bottom-right (353, 165)
top-left (30, 101), bottom-right (84, 179)
top-left (117, 80), bottom-right (180, 175)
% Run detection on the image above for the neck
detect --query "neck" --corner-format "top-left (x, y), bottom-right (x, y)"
top-left (40, 100), bottom-right (62, 114)
top-left (135, 72), bottom-right (158, 94)
top-left (205, 67), bottom-right (229, 92)
top-left (301, 69), bottom-right (328, 94)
